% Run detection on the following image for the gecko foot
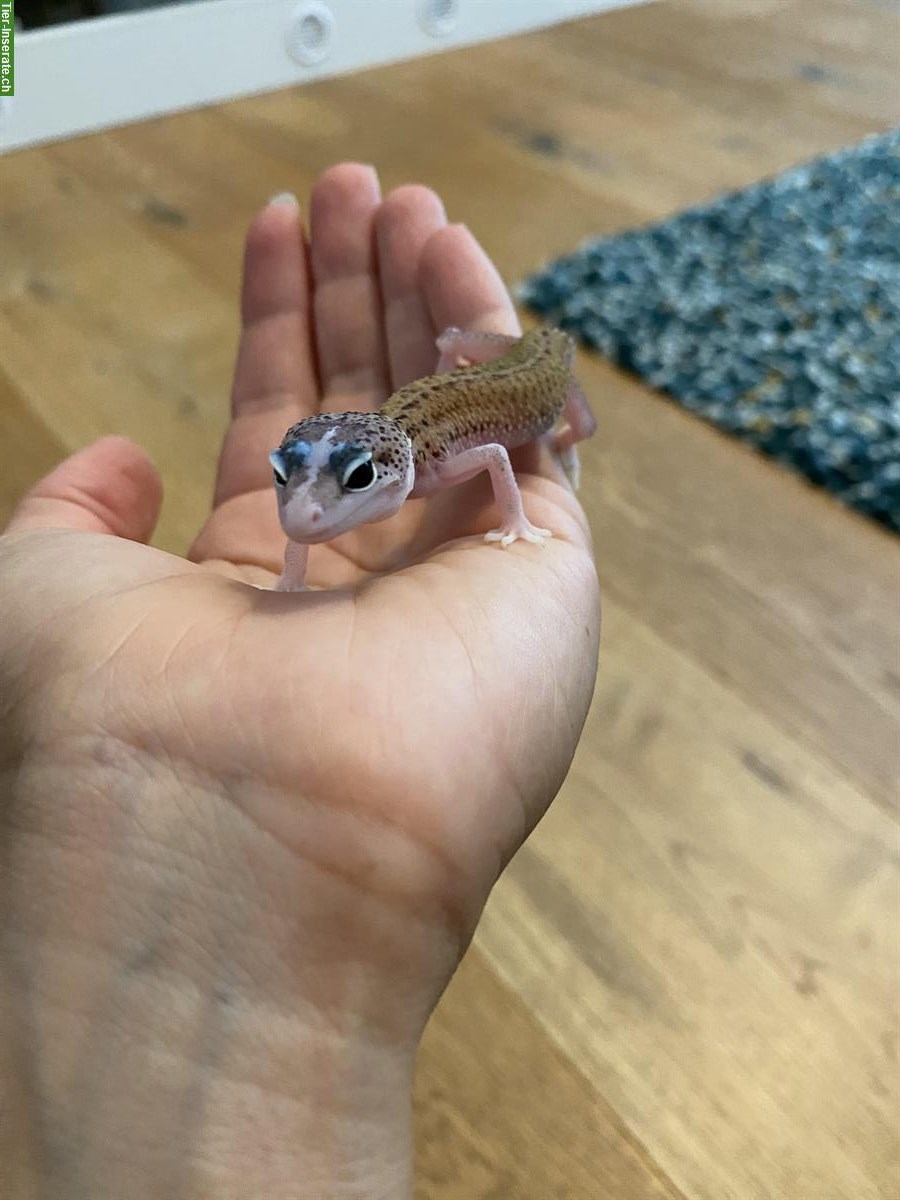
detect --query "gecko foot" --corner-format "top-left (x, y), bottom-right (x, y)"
top-left (484, 519), bottom-right (552, 548)
top-left (557, 441), bottom-right (581, 491)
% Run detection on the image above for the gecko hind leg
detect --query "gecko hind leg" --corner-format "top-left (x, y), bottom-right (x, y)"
top-left (554, 376), bottom-right (597, 491)
top-left (557, 444), bottom-right (581, 491)
top-left (433, 443), bottom-right (551, 548)
top-left (434, 327), bottom-right (520, 374)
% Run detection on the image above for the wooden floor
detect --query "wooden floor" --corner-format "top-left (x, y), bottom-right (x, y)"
top-left (2, 0), bottom-right (899, 1196)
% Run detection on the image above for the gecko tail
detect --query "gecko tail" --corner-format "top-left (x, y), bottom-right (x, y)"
top-left (564, 376), bottom-right (597, 443)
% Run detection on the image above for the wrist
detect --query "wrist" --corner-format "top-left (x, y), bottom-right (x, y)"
top-left (1, 739), bottom-right (418, 1199)
top-left (2, 970), bottom-right (414, 1199)
top-left (190, 1009), bottom-right (414, 1199)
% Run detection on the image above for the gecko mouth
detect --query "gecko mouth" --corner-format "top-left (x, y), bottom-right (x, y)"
top-left (278, 506), bottom-right (367, 543)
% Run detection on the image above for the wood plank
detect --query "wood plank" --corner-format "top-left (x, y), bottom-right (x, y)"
top-left (415, 947), bottom-right (686, 1200)
top-left (0, 149), bottom-right (230, 551)
top-left (573, 354), bottom-right (900, 813)
top-left (0, 367), bottom-right (67, 527)
top-left (476, 593), bottom-right (898, 1200)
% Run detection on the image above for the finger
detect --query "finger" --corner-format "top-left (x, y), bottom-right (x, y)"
top-left (374, 184), bottom-right (447, 388)
top-left (188, 490), bottom-right (285, 576)
top-left (310, 163), bottom-right (390, 410)
top-left (214, 195), bottom-right (319, 507)
top-left (4, 436), bottom-right (162, 541)
top-left (419, 223), bottom-right (520, 339)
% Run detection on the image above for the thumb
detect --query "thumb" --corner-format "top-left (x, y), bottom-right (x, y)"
top-left (5, 436), bottom-right (163, 542)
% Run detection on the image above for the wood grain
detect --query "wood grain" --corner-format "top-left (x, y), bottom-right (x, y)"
top-left (414, 948), bottom-right (687, 1200)
top-left (1, 0), bottom-right (898, 1196)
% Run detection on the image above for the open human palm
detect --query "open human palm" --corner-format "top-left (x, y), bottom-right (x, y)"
top-left (1, 166), bottom-right (599, 1193)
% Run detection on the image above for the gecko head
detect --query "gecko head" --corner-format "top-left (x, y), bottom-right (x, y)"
top-left (269, 412), bottom-right (415, 543)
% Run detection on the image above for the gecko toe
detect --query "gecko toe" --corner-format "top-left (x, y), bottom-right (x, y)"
top-left (522, 527), bottom-right (552, 546)
top-left (484, 524), bottom-right (552, 548)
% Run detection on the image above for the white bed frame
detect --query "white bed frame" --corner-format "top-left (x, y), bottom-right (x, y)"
top-left (0, 0), bottom-right (645, 153)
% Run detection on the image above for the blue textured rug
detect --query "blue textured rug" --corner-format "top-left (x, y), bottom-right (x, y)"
top-left (520, 130), bottom-right (900, 532)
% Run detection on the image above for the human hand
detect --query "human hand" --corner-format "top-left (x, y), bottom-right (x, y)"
top-left (0, 165), bottom-right (599, 1199)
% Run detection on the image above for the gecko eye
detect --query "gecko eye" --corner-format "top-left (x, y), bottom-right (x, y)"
top-left (341, 457), bottom-right (377, 492)
top-left (269, 450), bottom-right (289, 487)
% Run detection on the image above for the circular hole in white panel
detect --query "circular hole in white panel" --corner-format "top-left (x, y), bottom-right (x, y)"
top-left (286, 2), bottom-right (336, 67)
top-left (419, 0), bottom-right (460, 38)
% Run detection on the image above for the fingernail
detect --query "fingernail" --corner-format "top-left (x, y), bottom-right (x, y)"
top-left (361, 164), bottom-right (382, 195)
top-left (268, 191), bottom-right (300, 207)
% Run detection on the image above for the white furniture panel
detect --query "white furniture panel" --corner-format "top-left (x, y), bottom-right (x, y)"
top-left (1, 0), bottom-right (648, 152)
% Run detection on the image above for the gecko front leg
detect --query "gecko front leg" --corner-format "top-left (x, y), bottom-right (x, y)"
top-left (275, 540), bottom-right (310, 591)
top-left (435, 444), bottom-right (551, 547)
